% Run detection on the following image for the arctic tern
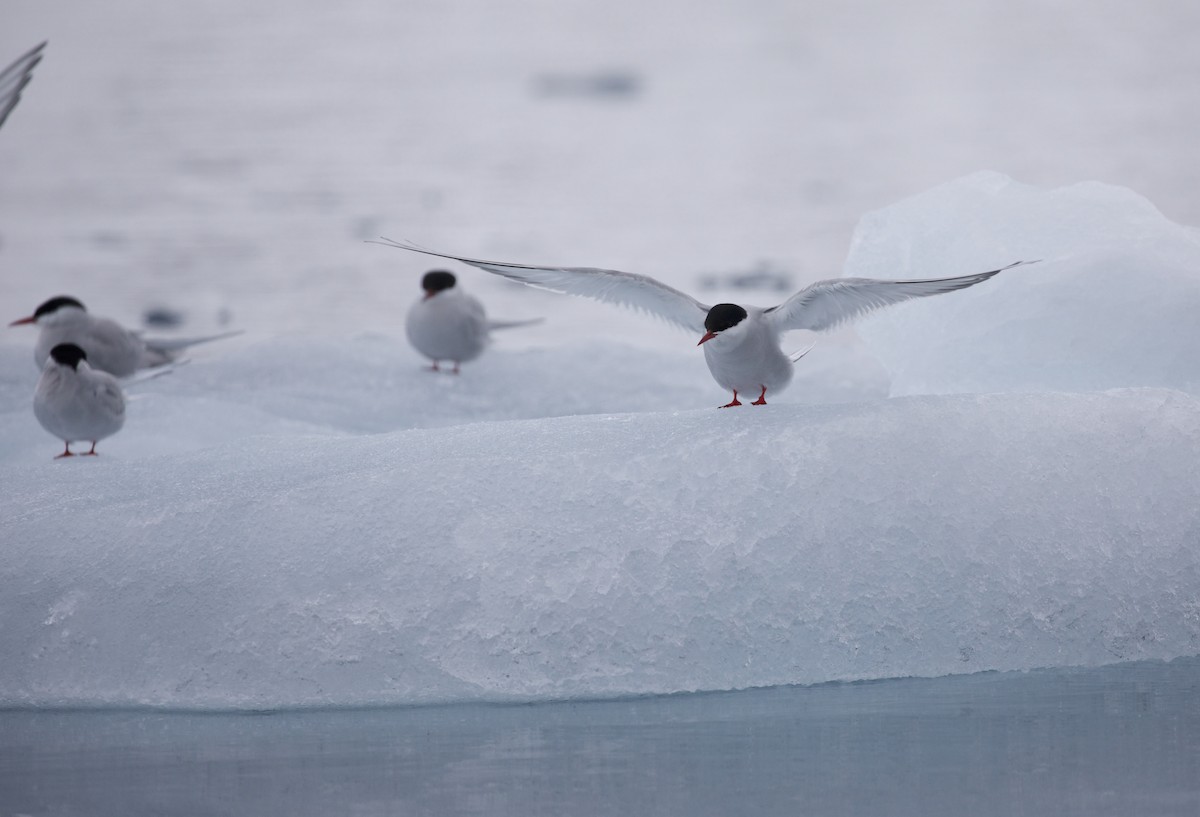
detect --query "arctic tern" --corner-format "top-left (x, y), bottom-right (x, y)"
top-left (11, 296), bottom-right (241, 378)
top-left (406, 269), bottom-right (542, 373)
top-left (34, 343), bottom-right (126, 459)
top-left (376, 239), bottom-right (1034, 406)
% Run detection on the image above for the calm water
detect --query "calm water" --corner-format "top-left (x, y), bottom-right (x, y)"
top-left (2, 658), bottom-right (1197, 816)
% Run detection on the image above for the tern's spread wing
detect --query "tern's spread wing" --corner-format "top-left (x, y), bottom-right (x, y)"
top-left (374, 239), bottom-right (711, 334)
top-left (0, 41), bottom-right (46, 131)
top-left (765, 260), bottom-right (1036, 332)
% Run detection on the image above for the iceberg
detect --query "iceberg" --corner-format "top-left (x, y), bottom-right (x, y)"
top-left (847, 172), bottom-right (1200, 395)
top-left (2, 379), bottom-right (1198, 709)
top-left (2, 174), bottom-right (1199, 710)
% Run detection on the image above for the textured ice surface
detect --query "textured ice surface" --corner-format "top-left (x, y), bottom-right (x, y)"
top-left (4, 171), bottom-right (1200, 708)
top-left (2, 363), bottom-right (1198, 707)
top-left (847, 172), bottom-right (1200, 395)
top-left (4, 0), bottom-right (1200, 714)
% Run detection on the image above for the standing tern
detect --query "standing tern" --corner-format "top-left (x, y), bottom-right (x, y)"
top-left (34, 343), bottom-right (126, 459)
top-left (375, 239), bottom-right (1034, 406)
top-left (11, 295), bottom-right (241, 378)
top-left (0, 41), bottom-right (46, 132)
top-left (406, 269), bottom-right (542, 373)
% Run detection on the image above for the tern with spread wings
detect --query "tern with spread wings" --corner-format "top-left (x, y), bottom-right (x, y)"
top-left (375, 239), bottom-right (1032, 407)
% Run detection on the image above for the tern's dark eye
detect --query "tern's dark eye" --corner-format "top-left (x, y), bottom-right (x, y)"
top-left (704, 303), bottom-right (748, 333)
top-left (34, 296), bottom-right (86, 319)
top-left (421, 270), bottom-right (457, 293)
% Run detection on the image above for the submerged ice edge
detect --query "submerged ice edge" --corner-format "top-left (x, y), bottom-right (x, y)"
top-left (5, 656), bottom-right (1200, 715)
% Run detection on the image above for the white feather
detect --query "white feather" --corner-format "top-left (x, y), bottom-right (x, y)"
top-left (764, 261), bottom-right (1036, 332)
top-left (374, 239), bottom-right (710, 334)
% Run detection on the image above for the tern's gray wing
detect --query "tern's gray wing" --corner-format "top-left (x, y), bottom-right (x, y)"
top-left (374, 239), bottom-right (711, 334)
top-left (91, 373), bottom-right (127, 419)
top-left (0, 41), bottom-right (46, 131)
top-left (764, 260), bottom-right (1035, 332)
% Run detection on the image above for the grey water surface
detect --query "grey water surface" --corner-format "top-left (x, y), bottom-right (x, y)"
top-left (2, 658), bottom-right (1198, 817)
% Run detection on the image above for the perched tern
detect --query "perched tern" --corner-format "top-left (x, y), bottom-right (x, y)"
top-left (376, 239), bottom-right (1034, 406)
top-left (0, 41), bottom-right (46, 132)
top-left (11, 296), bottom-right (241, 378)
top-left (406, 269), bottom-right (542, 373)
top-left (34, 343), bottom-right (126, 459)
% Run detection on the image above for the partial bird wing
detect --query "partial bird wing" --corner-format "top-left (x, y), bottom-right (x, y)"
top-left (90, 372), bottom-right (127, 418)
top-left (141, 329), bottom-right (244, 352)
top-left (373, 239), bottom-right (711, 333)
top-left (0, 41), bottom-right (46, 131)
top-left (765, 260), bottom-right (1036, 332)
top-left (121, 359), bottom-right (189, 387)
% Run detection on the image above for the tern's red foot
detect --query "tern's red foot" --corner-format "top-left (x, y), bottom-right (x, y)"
top-left (54, 449), bottom-right (75, 460)
top-left (720, 391), bottom-right (742, 408)
top-left (451, 363), bottom-right (461, 375)
top-left (751, 386), bottom-right (768, 406)
top-left (428, 362), bottom-right (441, 372)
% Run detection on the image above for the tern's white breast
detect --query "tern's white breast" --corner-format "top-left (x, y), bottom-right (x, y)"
top-left (405, 290), bottom-right (489, 364)
top-left (33, 364), bottom-right (126, 443)
top-left (701, 312), bottom-right (795, 395)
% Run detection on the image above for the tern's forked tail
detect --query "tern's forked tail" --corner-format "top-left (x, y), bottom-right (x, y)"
top-left (487, 318), bottom-right (544, 331)
top-left (789, 343), bottom-right (817, 363)
top-left (142, 329), bottom-right (244, 353)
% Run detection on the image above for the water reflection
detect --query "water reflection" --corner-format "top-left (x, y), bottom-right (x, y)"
top-left (1, 658), bottom-right (1197, 816)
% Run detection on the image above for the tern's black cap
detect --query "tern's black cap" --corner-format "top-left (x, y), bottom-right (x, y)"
top-left (49, 343), bottom-right (88, 370)
top-left (704, 303), bottom-right (748, 333)
top-left (421, 270), bottom-right (457, 293)
top-left (34, 296), bottom-right (86, 319)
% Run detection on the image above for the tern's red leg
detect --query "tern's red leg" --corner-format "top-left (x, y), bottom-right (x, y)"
top-left (54, 442), bottom-right (74, 459)
top-left (83, 442), bottom-right (99, 456)
top-left (751, 386), bottom-right (768, 406)
top-left (720, 391), bottom-right (742, 408)
top-left (451, 362), bottom-right (461, 375)
top-left (428, 362), bottom-right (441, 372)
